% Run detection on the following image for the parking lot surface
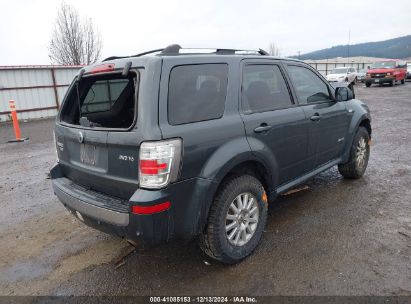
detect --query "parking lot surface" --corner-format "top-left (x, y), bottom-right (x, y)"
top-left (0, 83), bottom-right (410, 296)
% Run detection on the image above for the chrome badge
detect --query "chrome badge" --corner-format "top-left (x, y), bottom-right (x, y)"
top-left (78, 131), bottom-right (84, 143)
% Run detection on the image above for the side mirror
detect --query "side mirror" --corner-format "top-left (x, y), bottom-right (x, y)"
top-left (335, 86), bottom-right (354, 101)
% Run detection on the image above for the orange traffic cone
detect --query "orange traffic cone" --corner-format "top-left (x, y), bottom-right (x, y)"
top-left (7, 100), bottom-right (29, 143)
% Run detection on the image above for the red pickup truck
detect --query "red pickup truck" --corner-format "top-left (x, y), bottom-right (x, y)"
top-left (365, 60), bottom-right (407, 87)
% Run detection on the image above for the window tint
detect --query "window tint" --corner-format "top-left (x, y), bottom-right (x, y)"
top-left (242, 64), bottom-right (292, 113)
top-left (81, 79), bottom-right (129, 113)
top-left (168, 64), bottom-right (228, 125)
top-left (287, 65), bottom-right (331, 104)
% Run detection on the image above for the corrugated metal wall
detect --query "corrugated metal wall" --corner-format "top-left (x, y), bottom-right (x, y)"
top-left (0, 66), bottom-right (82, 122)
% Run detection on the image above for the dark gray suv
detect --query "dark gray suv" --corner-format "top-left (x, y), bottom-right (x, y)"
top-left (51, 44), bottom-right (372, 264)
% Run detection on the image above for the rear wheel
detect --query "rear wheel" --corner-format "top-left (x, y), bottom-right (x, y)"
top-left (401, 77), bottom-right (405, 84)
top-left (365, 82), bottom-right (371, 87)
top-left (338, 126), bottom-right (370, 179)
top-left (199, 175), bottom-right (268, 264)
top-left (389, 80), bottom-right (394, 86)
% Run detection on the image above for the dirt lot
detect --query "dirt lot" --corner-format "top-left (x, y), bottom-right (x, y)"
top-left (0, 83), bottom-right (410, 296)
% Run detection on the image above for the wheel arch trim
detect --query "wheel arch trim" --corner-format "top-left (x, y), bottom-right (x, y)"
top-left (342, 113), bottom-right (371, 162)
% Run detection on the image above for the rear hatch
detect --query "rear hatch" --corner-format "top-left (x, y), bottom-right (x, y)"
top-left (55, 60), bottom-right (160, 199)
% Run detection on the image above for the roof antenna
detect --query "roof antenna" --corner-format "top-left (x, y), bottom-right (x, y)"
top-left (161, 44), bottom-right (182, 55)
top-left (258, 49), bottom-right (269, 55)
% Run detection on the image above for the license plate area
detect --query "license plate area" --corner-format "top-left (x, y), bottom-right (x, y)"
top-left (80, 144), bottom-right (97, 165)
top-left (374, 79), bottom-right (379, 82)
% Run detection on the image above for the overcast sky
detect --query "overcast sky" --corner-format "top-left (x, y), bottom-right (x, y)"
top-left (1, 0), bottom-right (410, 65)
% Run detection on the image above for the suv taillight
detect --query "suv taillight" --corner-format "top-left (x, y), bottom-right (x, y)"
top-left (139, 139), bottom-right (182, 189)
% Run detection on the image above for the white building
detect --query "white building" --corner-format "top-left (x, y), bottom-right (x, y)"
top-left (303, 56), bottom-right (393, 75)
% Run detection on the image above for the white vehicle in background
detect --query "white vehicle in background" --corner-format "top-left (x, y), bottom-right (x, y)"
top-left (356, 68), bottom-right (367, 82)
top-left (326, 67), bottom-right (357, 85)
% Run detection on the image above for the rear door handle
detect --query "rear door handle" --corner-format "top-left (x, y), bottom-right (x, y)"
top-left (310, 113), bottom-right (321, 121)
top-left (254, 124), bottom-right (272, 133)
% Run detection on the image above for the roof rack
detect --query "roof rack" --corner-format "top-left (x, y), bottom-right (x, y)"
top-left (160, 44), bottom-right (269, 56)
top-left (103, 44), bottom-right (269, 61)
top-left (102, 48), bottom-right (164, 62)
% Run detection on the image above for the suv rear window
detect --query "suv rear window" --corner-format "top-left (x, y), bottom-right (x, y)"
top-left (60, 73), bottom-right (137, 129)
top-left (168, 64), bottom-right (228, 125)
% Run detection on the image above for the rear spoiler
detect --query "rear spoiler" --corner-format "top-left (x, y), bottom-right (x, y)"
top-left (78, 61), bottom-right (133, 79)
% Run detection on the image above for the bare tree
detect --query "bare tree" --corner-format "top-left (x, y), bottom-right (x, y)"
top-left (49, 3), bottom-right (102, 65)
top-left (268, 42), bottom-right (281, 56)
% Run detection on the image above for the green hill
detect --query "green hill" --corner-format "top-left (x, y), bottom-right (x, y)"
top-left (294, 35), bottom-right (411, 60)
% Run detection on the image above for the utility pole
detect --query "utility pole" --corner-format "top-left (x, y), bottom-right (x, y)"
top-left (347, 29), bottom-right (351, 65)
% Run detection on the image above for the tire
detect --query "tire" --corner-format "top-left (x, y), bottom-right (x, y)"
top-left (338, 126), bottom-right (370, 179)
top-left (365, 82), bottom-right (371, 87)
top-left (199, 174), bottom-right (268, 264)
top-left (389, 80), bottom-right (394, 86)
top-left (401, 78), bottom-right (405, 84)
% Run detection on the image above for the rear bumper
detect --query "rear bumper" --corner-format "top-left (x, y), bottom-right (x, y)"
top-left (51, 163), bottom-right (215, 244)
top-left (53, 178), bottom-right (129, 226)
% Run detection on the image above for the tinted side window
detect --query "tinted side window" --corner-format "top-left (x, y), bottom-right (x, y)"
top-left (287, 65), bottom-right (331, 104)
top-left (168, 64), bottom-right (228, 125)
top-left (242, 64), bottom-right (292, 113)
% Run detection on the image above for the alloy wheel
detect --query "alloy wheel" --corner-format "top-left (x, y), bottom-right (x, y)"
top-left (225, 192), bottom-right (259, 246)
top-left (356, 137), bottom-right (368, 169)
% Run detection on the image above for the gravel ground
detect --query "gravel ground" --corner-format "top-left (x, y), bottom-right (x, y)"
top-left (0, 83), bottom-right (410, 296)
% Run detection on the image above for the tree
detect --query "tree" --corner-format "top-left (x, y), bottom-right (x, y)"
top-left (49, 3), bottom-right (102, 65)
top-left (268, 42), bottom-right (281, 57)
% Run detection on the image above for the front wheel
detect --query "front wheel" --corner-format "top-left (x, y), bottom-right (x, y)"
top-left (365, 82), bottom-right (371, 87)
top-left (199, 175), bottom-right (268, 264)
top-left (338, 126), bottom-right (370, 179)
